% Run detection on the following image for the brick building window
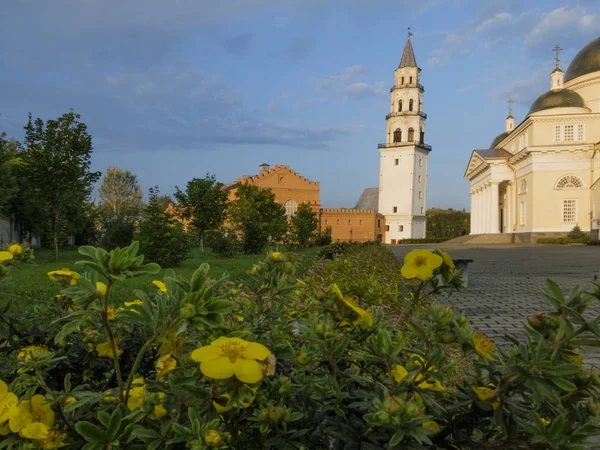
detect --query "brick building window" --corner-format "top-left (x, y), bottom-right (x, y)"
top-left (336, 219), bottom-right (340, 225)
top-left (348, 220), bottom-right (352, 225)
top-left (377, 219), bottom-right (381, 227)
top-left (284, 200), bottom-right (297, 219)
top-left (385, 225), bottom-right (390, 231)
top-left (359, 220), bottom-right (363, 225)
top-left (562, 199), bottom-right (577, 223)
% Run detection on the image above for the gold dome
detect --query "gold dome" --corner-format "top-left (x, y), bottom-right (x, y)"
top-left (527, 89), bottom-right (585, 116)
top-left (565, 36), bottom-right (600, 82)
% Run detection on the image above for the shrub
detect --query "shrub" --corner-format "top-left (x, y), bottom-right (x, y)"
top-left (316, 240), bottom-right (381, 260)
top-left (137, 187), bottom-right (189, 267)
top-left (1, 244), bottom-right (600, 449)
top-left (587, 239), bottom-right (600, 246)
top-left (568, 225), bottom-right (587, 239)
top-left (393, 238), bottom-right (447, 244)
top-left (205, 229), bottom-right (240, 258)
top-left (99, 216), bottom-right (136, 250)
top-left (537, 237), bottom-right (590, 245)
top-left (314, 226), bottom-right (332, 246)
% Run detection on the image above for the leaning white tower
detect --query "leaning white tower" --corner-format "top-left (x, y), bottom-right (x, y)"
top-left (377, 33), bottom-right (430, 242)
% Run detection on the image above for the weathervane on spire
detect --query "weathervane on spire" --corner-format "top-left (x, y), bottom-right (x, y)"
top-left (507, 98), bottom-right (514, 116)
top-left (408, 27), bottom-right (413, 38)
top-left (553, 44), bottom-right (562, 68)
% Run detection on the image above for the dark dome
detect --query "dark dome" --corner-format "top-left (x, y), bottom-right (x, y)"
top-left (565, 36), bottom-right (600, 82)
top-left (527, 89), bottom-right (585, 116)
top-left (490, 132), bottom-right (509, 149)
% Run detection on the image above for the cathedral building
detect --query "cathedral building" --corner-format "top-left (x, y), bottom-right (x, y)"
top-left (465, 36), bottom-right (600, 242)
top-left (223, 34), bottom-right (431, 244)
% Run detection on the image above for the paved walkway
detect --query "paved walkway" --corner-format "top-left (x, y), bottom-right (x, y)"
top-left (389, 244), bottom-right (600, 366)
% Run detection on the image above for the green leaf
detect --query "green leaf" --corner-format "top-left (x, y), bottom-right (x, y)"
top-left (97, 411), bottom-right (111, 428)
top-left (64, 373), bottom-right (72, 393)
top-left (54, 318), bottom-right (83, 346)
top-left (106, 407), bottom-right (123, 441)
top-left (78, 245), bottom-right (98, 259)
top-left (389, 429), bottom-right (406, 446)
top-left (76, 421), bottom-right (106, 443)
top-left (550, 377), bottom-right (577, 392)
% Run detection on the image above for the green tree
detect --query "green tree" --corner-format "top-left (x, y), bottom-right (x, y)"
top-left (98, 166), bottom-right (144, 249)
top-left (174, 173), bottom-right (229, 252)
top-left (22, 111), bottom-right (101, 260)
top-left (289, 202), bottom-right (319, 247)
top-left (228, 184), bottom-right (287, 254)
top-left (0, 133), bottom-right (21, 217)
top-left (137, 187), bottom-right (189, 266)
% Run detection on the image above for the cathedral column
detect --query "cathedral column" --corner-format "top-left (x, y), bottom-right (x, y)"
top-left (476, 188), bottom-right (482, 234)
top-left (506, 182), bottom-right (512, 233)
top-left (483, 183), bottom-right (490, 233)
top-left (490, 181), bottom-right (500, 233)
top-left (469, 191), bottom-right (475, 234)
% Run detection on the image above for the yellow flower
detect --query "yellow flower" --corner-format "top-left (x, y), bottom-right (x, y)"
top-left (153, 393), bottom-right (167, 419)
top-left (106, 306), bottom-right (116, 320)
top-left (191, 336), bottom-right (272, 384)
top-left (41, 429), bottom-right (67, 449)
top-left (127, 378), bottom-right (146, 411)
top-left (47, 268), bottom-right (80, 285)
top-left (328, 283), bottom-right (344, 301)
top-left (473, 330), bottom-right (495, 360)
top-left (400, 250), bottom-right (443, 281)
top-left (423, 421), bottom-right (441, 433)
top-left (8, 244), bottom-right (23, 256)
top-left (270, 252), bottom-right (283, 262)
top-left (541, 418), bottom-right (550, 426)
top-left (0, 381), bottom-right (18, 426)
top-left (156, 353), bottom-right (177, 376)
top-left (64, 397), bottom-right (76, 406)
top-left (205, 429), bottom-right (223, 445)
top-left (160, 329), bottom-right (185, 357)
top-left (473, 386), bottom-right (500, 409)
top-left (152, 280), bottom-right (167, 293)
top-left (103, 390), bottom-right (115, 403)
top-left (0, 251), bottom-right (13, 263)
top-left (338, 296), bottom-right (373, 326)
top-left (392, 365), bottom-right (444, 391)
top-left (212, 392), bottom-right (255, 413)
top-left (96, 282), bottom-right (107, 296)
top-left (569, 354), bottom-right (584, 366)
top-left (18, 345), bottom-right (52, 360)
top-left (9, 395), bottom-right (55, 438)
top-left (124, 299), bottom-right (143, 307)
top-left (234, 314), bottom-right (244, 322)
top-left (0, 423), bottom-right (8, 435)
top-left (96, 338), bottom-right (122, 358)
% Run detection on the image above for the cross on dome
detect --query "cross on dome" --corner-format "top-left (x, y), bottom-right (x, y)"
top-left (553, 44), bottom-right (562, 69)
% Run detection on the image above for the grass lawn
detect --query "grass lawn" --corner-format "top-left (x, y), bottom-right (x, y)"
top-left (2, 245), bottom-right (321, 310)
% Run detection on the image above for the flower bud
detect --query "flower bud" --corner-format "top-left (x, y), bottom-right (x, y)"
top-left (270, 252), bottom-right (283, 262)
top-left (434, 306), bottom-right (454, 326)
top-left (437, 330), bottom-right (455, 343)
top-left (297, 352), bottom-right (310, 365)
top-left (402, 401), bottom-right (422, 418)
top-left (456, 315), bottom-right (469, 327)
top-left (180, 303), bottom-right (196, 318)
top-left (383, 395), bottom-right (403, 414)
top-left (527, 313), bottom-right (545, 330)
top-left (249, 264), bottom-right (261, 275)
top-left (269, 406), bottom-right (286, 422)
top-left (83, 329), bottom-right (100, 342)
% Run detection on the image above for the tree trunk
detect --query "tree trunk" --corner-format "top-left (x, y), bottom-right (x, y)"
top-left (53, 210), bottom-right (60, 262)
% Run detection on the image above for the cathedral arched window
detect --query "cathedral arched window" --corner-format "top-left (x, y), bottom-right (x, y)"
top-left (409, 99), bottom-right (414, 111)
top-left (398, 100), bottom-right (403, 112)
top-left (401, 76), bottom-right (405, 85)
top-left (556, 175), bottom-right (584, 189)
top-left (393, 129), bottom-right (402, 143)
top-left (408, 128), bottom-right (414, 141)
top-left (410, 76), bottom-right (413, 84)
top-left (284, 200), bottom-right (297, 219)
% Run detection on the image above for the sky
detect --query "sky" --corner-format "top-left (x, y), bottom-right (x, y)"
top-left (1, 0), bottom-right (599, 211)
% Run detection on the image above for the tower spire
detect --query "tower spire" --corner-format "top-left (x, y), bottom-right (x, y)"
top-left (399, 31), bottom-right (417, 68)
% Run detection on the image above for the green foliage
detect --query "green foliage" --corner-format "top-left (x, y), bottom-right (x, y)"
top-left (316, 240), bottom-right (381, 260)
top-left (394, 238), bottom-right (447, 244)
top-left (289, 203), bottom-right (319, 247)
top-left (0, 132), bottom-right (21, 217)
top-left (205, 229), bottom-right (240, 258)
top-left (228, 183), bottom-right (288, 254)
top-left (314, 226), bottom-right (332, 246)
top-left (174, 173), bottom-right (229, 250)
top-left (22, 110), bottom-right (102, 259)
top-left (426, 208), bottom-right (470, 239)
top-left (2, 244), bottom-right (600, 449)
top-left (137, 187), bottom-right (189, 267)
top-left (99, 216), bottom-right (137, 250)
top-left (537, 237), bottom-right (590, 245)
top-left (568, 225), bottom-right (587, 239)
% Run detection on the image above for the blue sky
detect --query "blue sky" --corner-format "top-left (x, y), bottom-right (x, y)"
top-left (1, 0), bottom-right (599, 210)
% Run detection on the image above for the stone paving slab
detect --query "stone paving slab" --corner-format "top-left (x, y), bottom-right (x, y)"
top-left (389, 244), bottom-right (600, 367)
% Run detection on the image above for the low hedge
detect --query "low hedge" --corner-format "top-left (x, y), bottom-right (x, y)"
top-left (537, 237), bottom-right (590, 245)
top-left (392, 238), bottom-right (447, 244)
top-left (316, 240), bottom-right (381, 260)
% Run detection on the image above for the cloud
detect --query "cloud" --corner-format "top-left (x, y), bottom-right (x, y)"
top-left (475, 12), bottom-right (512, 33)
top-left (316, 65), bottom-right (368, 90)
top-left (490, 67), bottom-right (548, 106)
top-left (314, 65), bottom-right (386, 101)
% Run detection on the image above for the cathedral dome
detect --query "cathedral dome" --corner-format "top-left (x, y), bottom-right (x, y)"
top-left (565, 36), bottom-right (600, 82)
top-left (490, 131), bottom-right (509, 149)
top-left (527, 89), bottom-right (585, 116)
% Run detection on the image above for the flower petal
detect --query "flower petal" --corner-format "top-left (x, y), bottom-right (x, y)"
top-left (415, 266), bottom-right (433, 281)
top-left (401, 264), bottom-right (417, 279)
top-left (392, 365), bottom-right (408, 382)
top-left (426, 253), bottom-right (443, 269)
top-left (191, 345), bottom-right (223, 362)
top-left (20, 422), bottom-right (50, 440)
top-left (233, 359), bottom-right (264, 384)
top-left (242, 342), bottom-right (271, 360)
top-left (200, 357), bottom-right (235, 380)
top-left (0, 392), bottom-right (18, 423)
top-left (211, 336), bottom-right (247, 347)
top-left (0, 380), bottom-right (7, 398)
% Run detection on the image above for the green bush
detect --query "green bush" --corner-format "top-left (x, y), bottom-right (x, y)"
top-left (587, 239), bottom-right (600, 246)
top-left (537, 237), bottom-right (590, 245)
top-left (568, 225), bottom-right (587, 239)
top-left (137, 187), bottom-right (189, 266)
top-left (393, 238), bottom-right (447, 244)
top-left (205, 229), bottom-right (240, 258)
top-left (314, 226), bottom-right (332, 246)
top-left (316, 240), bottom-right (381, 260)
top-left (1, 244), bottom-right (600, 449)
top-left (99, 216), bottom-right (137, 250)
